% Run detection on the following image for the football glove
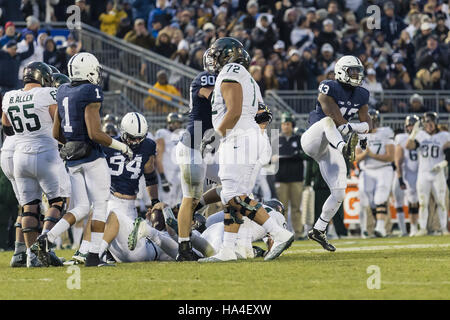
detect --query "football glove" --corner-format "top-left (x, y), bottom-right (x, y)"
top-left (200, 129), bottom-right (222, 158)
top-left (408, 121), bottom-right (420, 141)
top-left (431, 160), bottom-right (448, 173)
top-left (337, 123), bottom-right (353, 136)
top-left (398, 177), bottom-right (407, 190)
top-left (159, 173), bottom-right (171, 192)
top-left (359, 137), bottom-right (368, 150)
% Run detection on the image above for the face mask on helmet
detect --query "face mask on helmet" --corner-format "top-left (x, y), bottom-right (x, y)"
top-left (203, 48), bottom-right (215, 74)
top-left (122, 131), bottom-right (145, 150)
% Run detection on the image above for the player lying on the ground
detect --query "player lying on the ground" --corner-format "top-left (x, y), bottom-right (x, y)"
top-left (65, 208), bottom-right (178, 265)
top-left (128, 199), bottom-right (287, 261)
top-left (355, 109), bottom-right (395, 238)
top-left (406, 112), bottom-right (450, 236)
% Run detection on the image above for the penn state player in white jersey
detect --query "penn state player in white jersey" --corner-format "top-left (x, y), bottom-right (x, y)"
top-left (199, 37), bottom-right (293, 262)
top-left (355, 110), bottom-right (395, 238)
top-left (175, 48), bottom-right (217, 261)
top-left (35, 53), bottom-right (134, 267)
top-left (393, 115), bottom-right (420, 236)
top-left (406, 112), bottom-right (450, 236)
top-left (155, 112), bottom-right (184, 207)
top-left (301, 55), bottom-right (373, 251)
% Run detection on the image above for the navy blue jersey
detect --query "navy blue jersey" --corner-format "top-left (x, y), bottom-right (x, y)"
top-left (309, 80), bottom-right (369, 125)
top-left (102, 137), bottom-right (156, 196)
top-left (56, 82), bottom-right (105, 166)
top-left (182, 71), bottom-right (215, 149)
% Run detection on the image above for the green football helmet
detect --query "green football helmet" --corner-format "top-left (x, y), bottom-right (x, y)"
top-left (22, 61), bottom-right (53, 87)
top-left (208, 37), bottom-right (251, 74)
top-left (52, 73), bottom-right (71, 88)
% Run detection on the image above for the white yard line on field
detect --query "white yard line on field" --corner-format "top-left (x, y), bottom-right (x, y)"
top-left (286, 243), bottom-right (450, 254)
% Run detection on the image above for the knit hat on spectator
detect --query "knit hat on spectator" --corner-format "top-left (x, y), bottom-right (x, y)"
top-left (273, 40), bottom-right (285, 50)
top-left (247, 0), bottom-right (258, 10)
top-left (5, 21), bottom-right (15, 29)
top-left (288, 49), bottom-right (301, 58)
top-left (322, 19), bottom-right (334, 27)
top-left (321, 43), bottom-right (334, 54)
top-left (383, 1), bottom-right (395, 10)
top-left (6, 40), bottom-right (17, 48)
top-left (420, 22), bottom-right (433, 31)
top-left (367, 69), bottom-right (376, 76)
top-left (409, 93), bottom-right (423, 104)
top-left (203, 22), bottom-right (215, 32)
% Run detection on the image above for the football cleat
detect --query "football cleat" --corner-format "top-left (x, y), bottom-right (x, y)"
top-left (414, 229), bottom-right (428, 237)
top-left (176, 241), bottom-right (200, 261)
top-left (85, 252), bottom-right (101, 267)
top-left (48, 251), bottom-right (64, 267)
top-left (264, 229), bottom-right (295, 261)
top-left (308, 228), bottom-right (336, 252)
top-left (63, 250), bottom-right (88, 266)
top-left (30, 233), bottom-right (54, 267)
top-left (128, 217), bottom-right (146, 251)
top-left (10, 251), bottom-right (27, 268)
top-left (361, 231), bottom-right (369, 239)
top-left (252, 246), bottom-right (266, 258)
top-left (26, 252), bottom-right (44, 268)
top-left (198, 246), bottom-right (237, 263)
top-left (342, 131), bottom-right (359, 162)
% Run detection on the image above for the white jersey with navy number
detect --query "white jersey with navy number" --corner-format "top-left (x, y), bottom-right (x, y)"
top-left (2, 87), bottom-right (57, 153)
top-left (211, 63), bottom-right (261, 136)
top-left (395, 133), bottom-right (419, 173)
top-left (415, 130), bottom-right (450, 174)
top-left (359, 127), bottom-right (395, 170)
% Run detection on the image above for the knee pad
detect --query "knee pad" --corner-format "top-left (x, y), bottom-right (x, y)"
top-left (376, 203), bottom-right (388, 215)
top-left (92, 201), bottom-right (108, 223)
top-left (43, 216), bottom-right (60, 224)
top-left (70, 205), bottom-right (91, 222)
top-left (48, 197), bottom-right (64, 214)
top-left (223, 206), bottom-right (244, 225)
top-left (14, 222), bottom-right (22, 229)
top-left (21, 211), bottom-right (41, 233)
top-left (331, 188), bottom-right (345, 203)
top-left (409, 204), bottom-right (418, 215)
top-left (230, 196), bottom-right (262, 221)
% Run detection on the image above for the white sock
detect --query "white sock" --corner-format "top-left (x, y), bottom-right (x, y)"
top-left (26, 248), bottom-right (31, 256)
top-left (410, 222), bottom-right (418, 234)
top-left (359, 207), bottom-right (367, 233)
top-left (99, 240), bottom-right (109, 255)
top-left (178, 237), bottom-right (190, 243)
top-left (262, 216), bottom-right (283, 234)
top-left (47, 219), bottom-right (70, 243)
top-left (223, 231), bottom-right (237, 249)
top-left (397, 211), bottom-right (407, 234)
top-left (79, 240), bottom-right (90, 254)
top-left (89, 232), bottom-right (103, 254)
top-left (71, 225), bottom-right (84, 248)
top-left (376, 219), bottom-right (385, 233)
top-left (314, 216), bottom-right (329, 232)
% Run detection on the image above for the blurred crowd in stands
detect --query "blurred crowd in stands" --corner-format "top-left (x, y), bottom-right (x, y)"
top-left (0, 0), bottom-right (450, 112)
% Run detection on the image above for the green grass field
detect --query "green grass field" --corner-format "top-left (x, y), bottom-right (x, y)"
top-left (1, 235), bottom-right (449, 300)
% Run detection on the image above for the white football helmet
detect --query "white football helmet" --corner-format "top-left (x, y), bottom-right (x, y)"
top-left (203, 48), bottom-right (215, 74)
top-left (334, 55), bottom-right (364, 87)
top-left (120, 112), bottom-right (148, 149)
top-left (67, 52), bottom-right (102, 85)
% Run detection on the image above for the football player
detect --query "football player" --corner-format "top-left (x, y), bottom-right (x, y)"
top-left (175, 48), bottom-right (217, 261)
top-left (406, 112), bottom-right (450, 235)
top-left (155, 112), bottom-right (185, 207)
top-left (199, 37), bottom-right (294, 262)
top-left (300, 55), bottom-right (372, 251)
top-left (1, 61), bottom-right (64, 267)
top-left (355, 109), bottom-right (395, 238)
top-left (34, 53), bottom-right (134, 267)
top-left (393, 115), bottom-right (420, 236)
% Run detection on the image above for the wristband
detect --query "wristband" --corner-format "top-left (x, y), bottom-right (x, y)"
top-left (151, 199), bottom-right (160, 207)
